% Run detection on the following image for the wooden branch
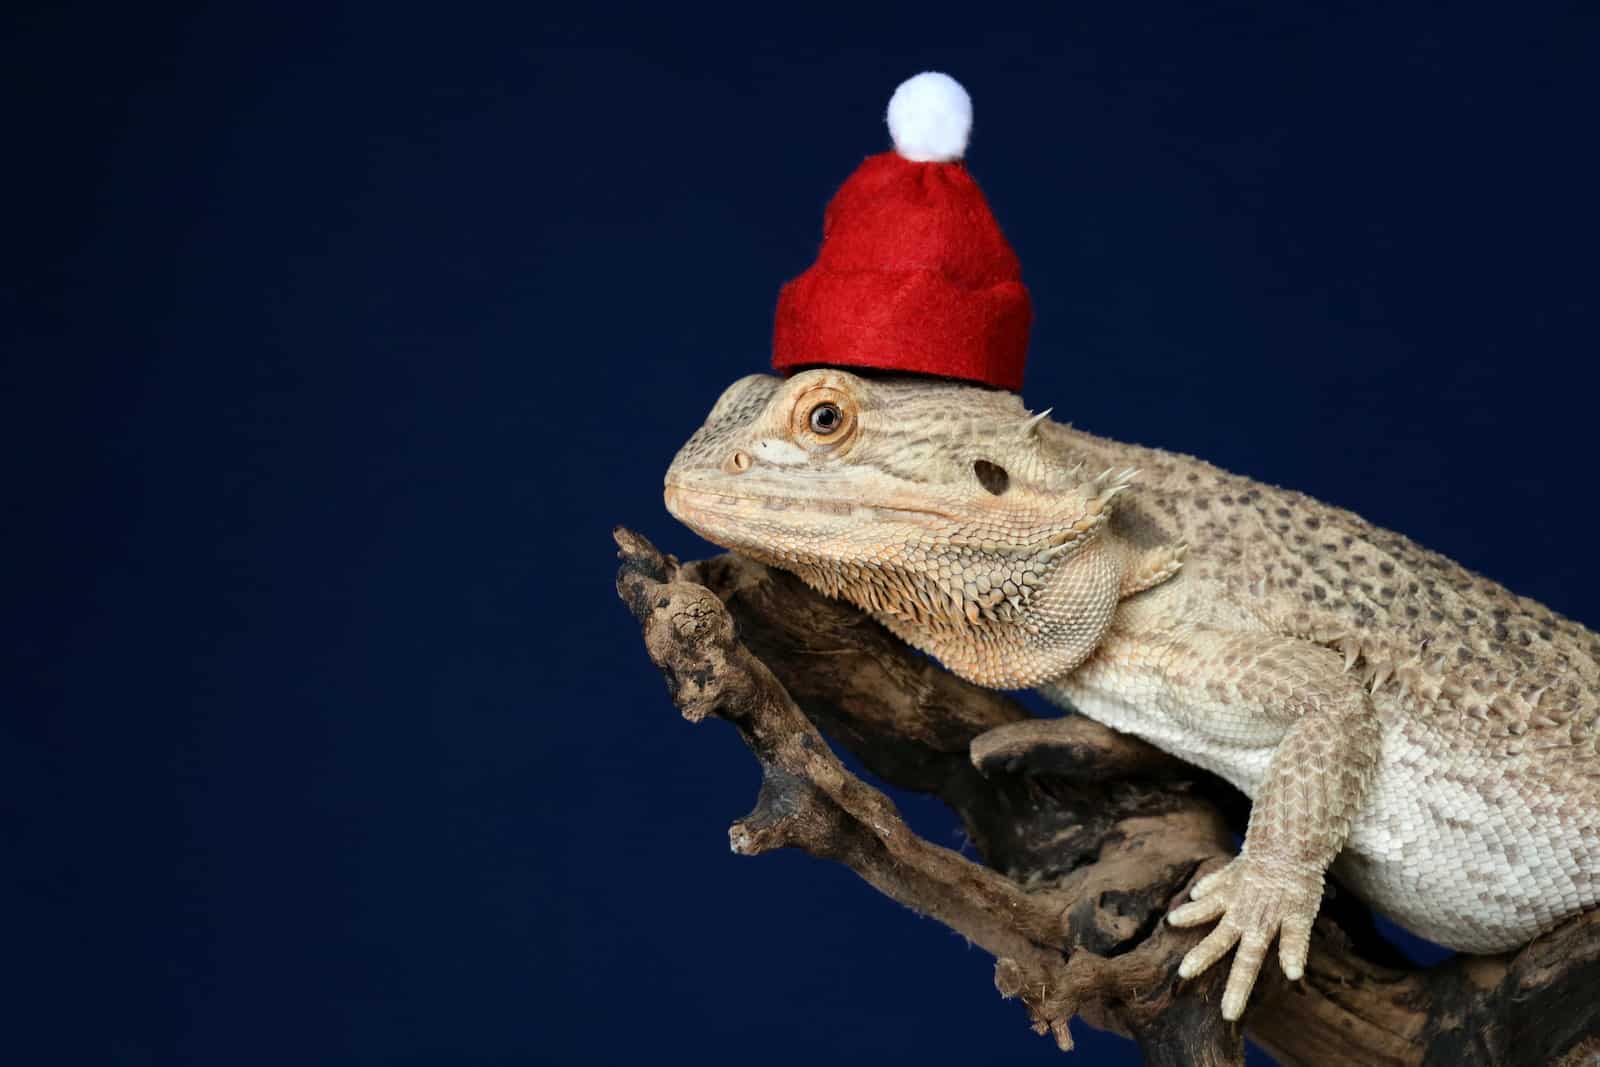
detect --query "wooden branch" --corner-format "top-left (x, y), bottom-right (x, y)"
top-left (615, 527), bottom-right (1600, 1065)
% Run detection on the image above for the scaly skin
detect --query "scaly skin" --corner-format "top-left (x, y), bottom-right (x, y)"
top-left (663, 368), bottom-right (1600, 1020)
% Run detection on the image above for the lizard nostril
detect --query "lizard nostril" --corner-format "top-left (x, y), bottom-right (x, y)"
top-left (726, 450), bottom-right (752, 473)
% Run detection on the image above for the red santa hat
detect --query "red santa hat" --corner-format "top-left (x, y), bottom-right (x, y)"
top-left (772, 72), bottom-right (1032, 392)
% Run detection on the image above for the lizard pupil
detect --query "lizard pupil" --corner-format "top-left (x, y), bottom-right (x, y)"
top-left (974, 459), bottom-right (1009, 495)
top-left (809, 403), bottom-right (842, 434)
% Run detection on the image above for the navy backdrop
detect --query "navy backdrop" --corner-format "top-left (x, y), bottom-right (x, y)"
top-left (5, 3), bottom-right (1598, 1064)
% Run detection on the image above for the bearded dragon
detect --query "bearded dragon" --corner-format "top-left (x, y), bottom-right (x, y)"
top-left (662, 367), bottom-right (1600, 1021)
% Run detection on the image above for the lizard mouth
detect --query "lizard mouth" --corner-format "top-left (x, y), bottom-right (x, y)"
top-left (663, 483), bottom-right (953, 526)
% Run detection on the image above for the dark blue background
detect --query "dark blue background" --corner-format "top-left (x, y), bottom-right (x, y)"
top-left (5, 3), bottom-right (1597, 1064)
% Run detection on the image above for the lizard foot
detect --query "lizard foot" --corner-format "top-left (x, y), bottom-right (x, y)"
top-left (1167, 854), bottom-right (1323, 1021)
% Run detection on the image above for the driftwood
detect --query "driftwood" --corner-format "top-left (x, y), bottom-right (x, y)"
top-left (614, 527), bottom-right (1600, 1066)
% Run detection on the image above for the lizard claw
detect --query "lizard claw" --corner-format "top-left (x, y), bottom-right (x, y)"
top-left (1168, 855), bottom-right (1323, 1020)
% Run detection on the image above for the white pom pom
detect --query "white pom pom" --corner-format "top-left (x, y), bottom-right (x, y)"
top-left (886, 72), bottom-right (972, 163)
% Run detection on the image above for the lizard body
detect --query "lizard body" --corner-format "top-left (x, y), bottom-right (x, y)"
top-left (663, 368), bottom-right (1600, 1020)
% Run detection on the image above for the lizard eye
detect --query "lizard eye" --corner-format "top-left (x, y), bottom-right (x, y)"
top-left (789, 383), bottom-right (858, 450)
top-left (809, 403), bottom-right (843, 435)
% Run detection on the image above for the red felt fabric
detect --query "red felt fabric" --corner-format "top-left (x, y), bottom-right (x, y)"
top-left (772, 152), bottom-right (1032, 391)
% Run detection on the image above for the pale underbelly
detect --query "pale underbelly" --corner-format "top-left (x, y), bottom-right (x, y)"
top-left (1336, 721), bottom-right (1596, 952)
top-left (1041, 685), bottom-right (1599, 953)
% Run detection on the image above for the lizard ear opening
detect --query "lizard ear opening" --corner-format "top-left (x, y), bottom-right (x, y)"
top-left (974, 459), bottom-right (1009, 495)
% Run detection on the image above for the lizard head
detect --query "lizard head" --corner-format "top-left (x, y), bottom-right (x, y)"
top-left (664, 369), bottom-right (1152, 689)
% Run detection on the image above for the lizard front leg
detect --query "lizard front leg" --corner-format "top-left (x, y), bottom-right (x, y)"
top-left (1076, 627), bottom-right (1380, 1020)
